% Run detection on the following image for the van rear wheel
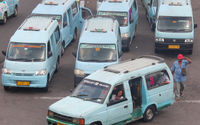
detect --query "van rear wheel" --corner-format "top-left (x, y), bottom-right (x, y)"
top-left (13, 6), bottom-right (18, 17)
top-left (61, 42), bottom-right (65, 56)
top-left (1, 13), bottom-right (7, 24)
top-left (143, 106), bottom-right (155, 122)
top-left (72, 29), bottom-right (77, 42)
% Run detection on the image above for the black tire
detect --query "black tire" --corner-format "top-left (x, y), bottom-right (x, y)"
top-left (43, 76), bottom-right (50, 92)
top-left (151, 22), bottom-right (155, 31)
top-left (55, 59), bottom-right (59, 73)
top-left (2, 13), bottom-right (7, 24)
top-left (4, 86), bottom-right (10, 91)
top-left (154, 48), bottom-right (159, 53)
top-left (61, 42), bottom-right (65, 56)
top-left (72, 29), bottom-right (77, 42)
top-left (13, 6), bottom-right (18, 17)
top-left (90, 122), bottom-right (101, 125)
top-left (143, 106), bottom-right (155, 122)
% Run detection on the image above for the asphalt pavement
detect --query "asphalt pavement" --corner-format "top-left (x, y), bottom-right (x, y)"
top-left (0, 0), bottom-right (200, 125)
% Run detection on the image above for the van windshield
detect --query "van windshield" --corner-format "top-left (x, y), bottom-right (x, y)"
top-left (78, 43), bottom-right (117, 62)
top-left (157, 16), bottom-right (192, 32)
top-left (98, 11), bottom-right (128, 26)
top-left (71, 79), bottom-right (111, 104)
top-left (31, 14), bottom-right (62, 27)
top-left (7, 42), bottom-right (46, 62)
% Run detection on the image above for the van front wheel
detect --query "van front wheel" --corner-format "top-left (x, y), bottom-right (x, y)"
top-left (143, 106), bottom-right (155, 122)
top-left (13, 6), bottom-right (18, 17)
top-left (4, 86), bottom-right (10, 91)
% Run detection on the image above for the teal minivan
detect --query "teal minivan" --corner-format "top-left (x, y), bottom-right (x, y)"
top-left (0, 0), bottom-right (19, 24)
top-left (47, 55), bottom-right (174, 125)
top-left (97, 0), bottom-right (138, 52)
top-left (73, 16), bottom-right (122, 87)
top-left (32, 0), bottom-right (92, 54)
top-left (155, 0), bottom-right (197, 54)
top-left (1, 16), bottom-right (62, 91)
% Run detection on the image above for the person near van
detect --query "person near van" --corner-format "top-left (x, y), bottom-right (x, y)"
top-left (171, 54), bottom-right (192, 98)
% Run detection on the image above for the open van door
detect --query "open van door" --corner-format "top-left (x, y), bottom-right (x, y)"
top-left (78, 7), bottom-right (93, 30)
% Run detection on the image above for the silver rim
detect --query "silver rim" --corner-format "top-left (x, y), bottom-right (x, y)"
top-left (146, 108), bottom-right (154, 120)
top-left (3, 15), bottom-right (6, 23)
top-left (14, 8), bottom-right (18, 16)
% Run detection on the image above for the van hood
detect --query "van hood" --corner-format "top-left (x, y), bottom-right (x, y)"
top-left (49, 96), bottom-right (103, 117)
top-left (155, 30), bottom-right (194, 39)
top-left (75, 61), bottom-right (118, 74)
top-left (3, 60), bottom-right (46, 73)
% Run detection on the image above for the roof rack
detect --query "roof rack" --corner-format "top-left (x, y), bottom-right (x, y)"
top-left (85, 15), bottom-right (116, 32)
top-left (104, 55), bottom-right (165, 74)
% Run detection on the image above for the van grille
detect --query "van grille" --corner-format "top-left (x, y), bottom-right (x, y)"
top-left (164, 38), bottom-right (185, 43)
top-left (13, 73), bottom-right (34, 76)
top-left (51, 112), bottom-right (73, 123)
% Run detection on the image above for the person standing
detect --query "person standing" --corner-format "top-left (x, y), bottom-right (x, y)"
top-left (171, 54), bottom-right (192, 99)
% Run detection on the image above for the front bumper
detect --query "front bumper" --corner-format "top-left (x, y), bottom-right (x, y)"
top-left (122, 37), bottom-right (131, 48)
top-left (2, 74), bottom-right (47, 88)
top-left (47, 117), bottom-right (76, 125)
top-left (155, 42), bottom-right (193, 51)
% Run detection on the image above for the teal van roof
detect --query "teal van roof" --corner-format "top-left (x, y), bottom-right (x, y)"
top-left (86, 56), bottom-right (165, 85)
top-left (159, 0), bottom-right (192, 17)
top-left (10, 16), bottom-right (57, 43)
top-left (98, 0), bottom-right (134, 12)
top-left (32, 0), bottom-right (76, 15)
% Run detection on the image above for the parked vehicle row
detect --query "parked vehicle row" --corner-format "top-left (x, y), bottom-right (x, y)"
top-left (1, 0), bottom-right (92, 91)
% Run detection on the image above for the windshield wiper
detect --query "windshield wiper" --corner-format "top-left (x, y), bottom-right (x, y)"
top-left (13, 58), bottom-right (32, 62)
top-left (71, 94), bottom-right (88, 97)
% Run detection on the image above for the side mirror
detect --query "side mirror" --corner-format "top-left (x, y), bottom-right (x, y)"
top-left (72, 51), bottom-right (77, 58)
top-left (2, 50), bottom-right (6, 56)
top-left (194, 24), bottom-right (197, 29)
top-left (48, 51), bottom-right (52, 58)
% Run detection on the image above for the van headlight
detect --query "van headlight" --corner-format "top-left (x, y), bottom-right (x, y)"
top-left (74, 69), bottom-right (85, 77)
top-left (155, 37), bottom-right (164, 42)
top-left (72, 118), bottom-right (85, 125)
top-left (2, 68), bottom-right (11, 74)
top-left (35, 69), bottom-right (47, 76)
top-left (47, 110), bottom-right (54, 117)
top-left (121, 33), bottom-right (129, 38)
top-left (185, 39), bottom-right (193, 43)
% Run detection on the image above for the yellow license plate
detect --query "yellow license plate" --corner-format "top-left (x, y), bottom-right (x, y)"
top-left (16, 81), bottom-right (30, 86)
top-left (168, 45), bottom-right (180, 49)
top-left (57, 122), bottom-right (66, 125)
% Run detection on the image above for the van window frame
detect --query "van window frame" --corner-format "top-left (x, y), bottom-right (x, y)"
top-left (107, 83), bottom-right (127, 106)
top-left (145, 70), bottom-right (170, 90)
top-left (72, 1), bottom-right (78, 17)
top-left (47, 41), bottom-right (52, 58)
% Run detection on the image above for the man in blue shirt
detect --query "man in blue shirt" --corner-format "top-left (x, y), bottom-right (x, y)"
top-left (171, 54), bottom-right (192, 99)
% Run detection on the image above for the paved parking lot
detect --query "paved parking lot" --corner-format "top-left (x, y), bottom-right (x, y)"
top-left (0, 0), bottom-right (200, 125)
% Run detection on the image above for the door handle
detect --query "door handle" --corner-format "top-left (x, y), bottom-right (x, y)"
top-left (124, 105), bottom-right (128, 108)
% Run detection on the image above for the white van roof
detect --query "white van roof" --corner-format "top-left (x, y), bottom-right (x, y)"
top-left (84, 16), bottom-right (116, 33)
top-left (19, 16), bottom-right (55, 31)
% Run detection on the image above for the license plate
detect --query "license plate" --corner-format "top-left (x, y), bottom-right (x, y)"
top-left (168, 45), bottom-right (180, 49)
top-left (57, 122), bottom-right (65, 125)
top-left (16, 81), bottom-right (30, 86)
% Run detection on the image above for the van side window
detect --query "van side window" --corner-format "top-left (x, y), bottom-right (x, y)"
top-left (109, 84), bottom-right (125, 102)
top-left (145, 70), bottom-right (170, 90)
top-left (47, 41), bottom-right (52, 58)
top-left (72, 2), bottom-right (78, 17)
top-left (54, 26), bottom-right (60, 44)
top-left (63, 13), bottom-right (68, 27)
top-left (153, 0), bottom-right (158, 7)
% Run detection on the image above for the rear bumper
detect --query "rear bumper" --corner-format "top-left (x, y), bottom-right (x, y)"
top-left (2, 74), bottom-right (47, 88)
top-left (155, 42), bottom-right (193, 51)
